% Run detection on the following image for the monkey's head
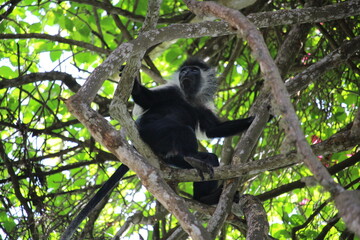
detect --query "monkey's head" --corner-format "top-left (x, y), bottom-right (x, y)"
top-left (176, 58), bottom-right (217, 105)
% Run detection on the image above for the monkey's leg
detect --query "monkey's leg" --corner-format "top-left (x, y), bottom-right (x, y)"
top-left (183, 156), bottom-right (214, 180)
top-left (190, 152), bottom-right (221, 204)
top-left (139, 118), bottom-right (217, 190)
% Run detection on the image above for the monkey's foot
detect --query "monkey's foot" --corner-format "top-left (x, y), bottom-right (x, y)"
top-left (184, 156), bottom-right (214, 180)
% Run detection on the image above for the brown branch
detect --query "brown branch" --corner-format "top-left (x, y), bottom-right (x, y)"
top-left (351, 108), bottom-right (360, 139)
top-left (68, 0), bottom-right (191, 24)
top-left (334, 190), bottom-right (360, 236)
top-left (0, 141), bottom-right (39, 238)
top-left (67, 0), bottom-right (360, 26)
top-left (248, 0), bottom-right (360, 28)
top-left (239, 195), bottom-right (269, 240)
top-left (257, 151), bottom-right (360, 202)
top-left (183, 1), bottom-right (267, 238)
top-left (141, 0), bottom-right (162, 32)
top-left (0, 71), bottom-right (79, 91)
top-left (274, 23), bottom-right (312, 76)
top-left (0, 33), bottom-right (110, 54)
top-left (0, 0), bottom-right (21, 21)
top-left (286, 35), bottom-right (360, 95)
top-left (109, 1), bottom-right (163, 168)
top-left (0, 71), bottom-right (112, 111)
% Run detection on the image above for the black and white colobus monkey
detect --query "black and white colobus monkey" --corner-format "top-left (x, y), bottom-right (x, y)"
top-left (132, 58), bottom-right (254, 203)
top-left (61, 58), bottom-right (253, 240)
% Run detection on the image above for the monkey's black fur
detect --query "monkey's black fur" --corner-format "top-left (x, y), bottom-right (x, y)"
top-left (61, 58), bottom-right (253, 240)
top-left (133, 58), bottom-right (253, 203)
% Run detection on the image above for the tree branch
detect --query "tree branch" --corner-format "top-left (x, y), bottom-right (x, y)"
top-left (239, 195), bottom-right (269, 240)
top-left (248, 0), bottom-right (360, 28)
top-left (164, 125), bottom-right (359, 182)
top-left (0, 33), bottom-right (110, 54)
top-left (258, 152), bottom-right (360, 202)
top-left (350, 107), bottom-right (360, 139)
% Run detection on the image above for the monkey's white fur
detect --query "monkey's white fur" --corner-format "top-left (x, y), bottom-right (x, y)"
top-left (132, 66), bottom-right (217, 140)
top-left (133, 67), bottom-right (217, 118)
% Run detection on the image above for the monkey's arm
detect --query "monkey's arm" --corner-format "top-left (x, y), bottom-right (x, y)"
top-left (205, 117), bottom-right (254, 138)
top-left (131, 78), bottom-right (156, 110)
top-left (131, 79), bottom-right (181, 110)
top-left (198, 108), bottom-right (254, 138)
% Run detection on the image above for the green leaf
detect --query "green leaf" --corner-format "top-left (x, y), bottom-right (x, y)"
top-left (0, 214), bottom-right (16, 232)
top-left (75, 52), bottom-right (97, 65)
top-left (36, 41), bottom-right (55, 52)
top-left (289, 214), bottom-right (305, 225)
top-left (76, 23), bottom-right (90, 37)
top-left (50, 51), bottom-right (62, 62)
top-left (65, 18), bottom-right (74, 31)
top-left (334, 107), bottom-right (346, 121)
top-left (0, 66), bottom-right (15, 78)
top-left (29, 22), bottom-right (42, 32)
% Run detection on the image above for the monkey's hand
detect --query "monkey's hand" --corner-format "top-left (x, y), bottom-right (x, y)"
top-left (131, 77), bottom-right (142, 95)
top-left (184, 156), bottom-right (214, 180)
top-left (119, 65), bottom-right (126, 77)
top-left (119, 65), bottom-right (141, 95)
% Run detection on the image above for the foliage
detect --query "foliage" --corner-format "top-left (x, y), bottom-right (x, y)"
top-left (0, 0), bottom-right (359, 239)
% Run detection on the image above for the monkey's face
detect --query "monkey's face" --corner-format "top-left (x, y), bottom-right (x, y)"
top-left (179, 66), bottom-right (202, 97)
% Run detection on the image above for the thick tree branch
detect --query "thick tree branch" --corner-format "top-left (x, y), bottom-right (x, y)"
top-left (183, 1), bottom-right (265, 237)
top-left (141, 0), bottom-right (162, 32)
top-left (110, 0), bottom-right (163, 167)
top-left (248, 0), bottom-right (360, 28)
top-left (67, 0), bottom-right (360, 26)
top-left (334, 191), bottom-right (360, 236)
top-left (239, 195), bottom-right (269, 240)
top-left (69, 0), bottom-right (358, 114)
top-left (350, 107), bottom-right (360, 139)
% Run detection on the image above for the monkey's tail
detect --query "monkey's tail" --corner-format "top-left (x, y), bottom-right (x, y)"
top-left (61, 164), bottom-right (129, 240)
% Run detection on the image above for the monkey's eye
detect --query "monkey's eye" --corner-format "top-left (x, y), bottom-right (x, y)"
top-left (190, 67), bottom-right (200, 72)
top-left (180, 67), bottom-right (199, 73)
